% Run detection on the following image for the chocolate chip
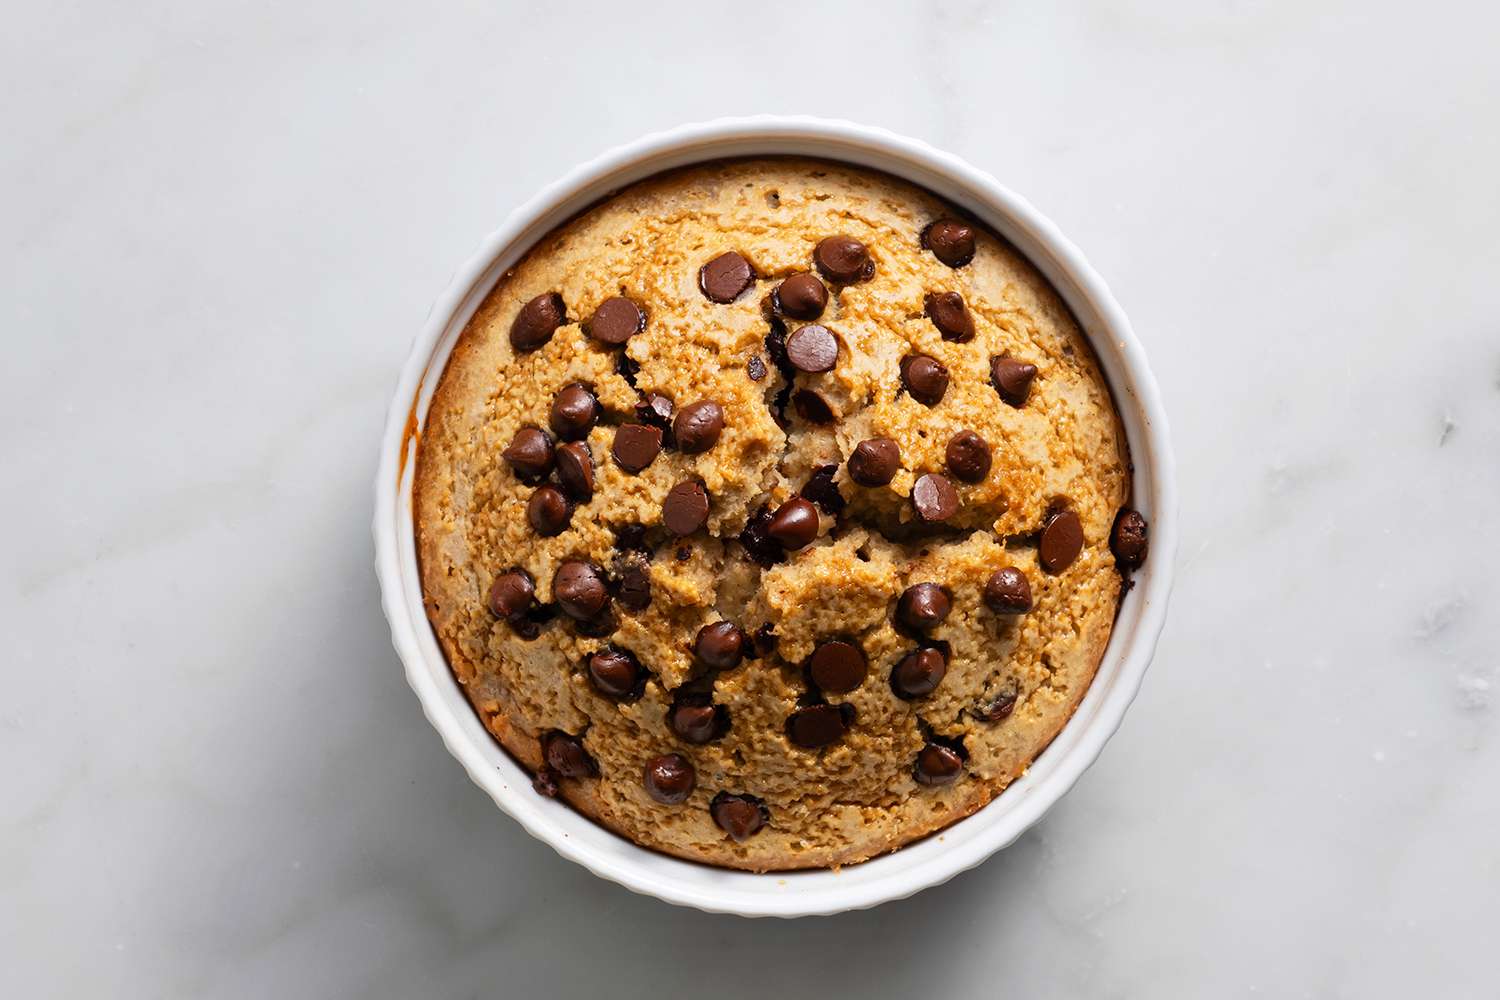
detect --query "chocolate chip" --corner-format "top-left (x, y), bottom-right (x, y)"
top-left (786, 703), bottom-right (853, 748)
top-left (752, 623), bottom-right (779, 657)
top-left (555, 441), bottom-right (595, 501)
top-left (800, 464), bottom-right (846, 514)
top-left (699, 251), bottom-right (754, 303)
top-left (921, 219), bottom-right (976, 268)
top-left (574, 608), bottom-right (617, 638)
top-left (892, 647), bottom-right (947, 698)
top-left (549, 383), bottom-right (599, 441)
top-left (502, 427), bottom-right (554, 482)
top-left (991, 356), bottom-right (1038, 407)
top-left (614, 523), bottom-right (650, 553)
top-left (510, 292), bottom-right (565, 351)
top-left (694, 621), bottom-right (744, 670)
top-left (911, 473), bottom-right (959, 522)
top-left (1110, 509), bottom-right (1149, 570)
top-left (792, 389), bottom-right (834, 424)
top-left (983, 567), bottom-right (1033, 613)
top-left (532, 766), bottom-right (560, 797)
top-left (487, 569), bottom-right (535, 622)
top-left (586, 296), bottom-right (644, 345)
top-left (808, 641), bottom-right (867, 693)
top-left (673, 400), bottom-right (724, 454)
top-left (747, 355), bottom-right (767, 381)
top-left (616, 564), bottom-right (652, 611)
top-left (774, 272), bottom-right (828, 319)
top-left (611, 423), bottom-right (663, 473)
top-left (974, 692), bottom-right (1017, 723)
top-left (848, 438), bottom-right (901, 487)
top-left (669, 700), bottom-right (724, 744)
top-left (1039, 508), bottom-right (1084, 574)
top-left (587, 647), bottom-right (642, 700)
top-left (814, 235), bottom-right (874, 284)
top-left (643, 753), bottom-right (696, 805)
top-left (615, 350), bottom-right (640, 386)
top-left (901, 354), bottom-right (949, 406)
top-left (913, 743), bottom-right (963, 785)
top-left (767, 497), bottom-right (819, 550)
top-left (553, 561), bottom-right (608, 620)
top-left (794, 330), bottom-right (842, 382)
top-left (711, 792), bottom-right (767, 842)
top-left (662, 480), bottom-right (710, 536)
top-left (785, 324), bottom-right (838, 373)
top-left (737, 504), bottom-right (784, 567)
top-left (945, 430), bottom-right (992, 483)
top-left (541, 731), bottom-right (596, 778)
top-left (896, 583), bottom-right (950, 631)
top-left (635, 392), bottom-right (674, 433)
top-left (527, 484), bottom-right (571, 536)
top-left (924, 291), bottom-right (975, 342)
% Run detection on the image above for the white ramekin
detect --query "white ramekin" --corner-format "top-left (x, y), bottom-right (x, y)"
top-left (374, 116), bottom-right (1176, 918)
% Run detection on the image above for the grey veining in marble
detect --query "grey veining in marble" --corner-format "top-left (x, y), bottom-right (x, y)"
top-left (2, 1), bottom-right (1497, 997)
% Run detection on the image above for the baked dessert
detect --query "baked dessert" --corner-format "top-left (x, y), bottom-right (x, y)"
top-left (415, 158), bottom-right (1149, 871)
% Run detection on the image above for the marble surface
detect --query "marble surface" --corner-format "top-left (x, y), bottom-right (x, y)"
top-left (3, 1), bottom-right (1497, 996)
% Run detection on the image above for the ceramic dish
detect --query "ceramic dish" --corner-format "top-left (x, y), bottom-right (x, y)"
top-left (373, 116), bottom-right (1177, 917)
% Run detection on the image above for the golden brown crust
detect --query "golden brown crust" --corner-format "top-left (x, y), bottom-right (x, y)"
top-left (414, 158), bottom-right (1128, 871)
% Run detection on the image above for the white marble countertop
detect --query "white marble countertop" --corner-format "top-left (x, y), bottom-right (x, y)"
top-left (4, 2), bottom-right (1497, 996)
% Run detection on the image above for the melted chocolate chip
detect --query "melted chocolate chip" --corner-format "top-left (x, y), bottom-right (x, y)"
top-left (752, 623), bottom-right (779, 657)
top-left (848, 438), bottom-right (901, 487)
top-left (786, 703), bottom-right (853, 748)
top-left (694, 621), bottom-right (745, 670)
top-left (974, 692), bottom-right (1018, 723)
top-left (643, 753), bottom-right (696, 804)
top-left (554, 441), bottom-right (595, 501)
top-left (616, 564), bottom-right (652, 611)
top-left (587, 646), bottom-right (642, 700)
top-left (814, 235), bottom-right (874, 284)
top-left (532, 766), bottom-right (560, 797)
top-left (549, 383), bottom-right (599, 441)
top-left (792, 388), bottom-right (835, 424)
top-left (553, 561), bottom-right (609, 620)
top-left (510, 292), bottom-right (566, 352)
top-left (711, 792), bottom-right (767, 842)
top-left (699, 251), bottom-right (755, 303)
top-left (922, 219), bottom-right (976, 268)
top-left (487, 569), bottom-right (535, 622)
top-left (767, 496), bottom-right (819, 550)
top-left (541, 731), bottom-right (596, 778)
top-left (901, 354), bottom-right (949, 406)
top-left (611, 423), bottom-right (663, 473)
top-left (527, 484), bottom-right (571, 537)
top-left (502, 427), bottom-right (554, 482)
top-left (586, 296), bottom-right (645, 345)
top-left (892, 647), bottom-right (947, 699)
top-left (983, 567), bottom-right (1033, 614)
top-left (774, 272), bottom-right (828, 320)
top-left (914, 743), bottom-right (964, 785)
top-left (673, 400), bottom-right (725, 454)
top-left (1110, 509), bottom-right (1149, 570)
top-left (808, 641), bottom-right (867, 694)
top-left (991, 355), bottom-right (1038, 407)
top-left (911, 473), bottom-right (960, 522)
top-left (896, 583), bottom-right (950, 632)
top-left (662, 481), bottom-right (710, 536)
top-left (1039, 508), bottom-right (1084, 574)
top-left (635, 392), bottom-right (674, 433)
top-left (613, 523), bottom-right (650, 553)
top-left (800, 465), bottom-right (846, 514)
top-left (945, 430), bottom-right (992, 483)
top-left (738, 503), bottom-right (784, 567)
top-left (924, 291), bottom-right (975, 342)
top-left (785, 324), bottom-right (838, 373)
